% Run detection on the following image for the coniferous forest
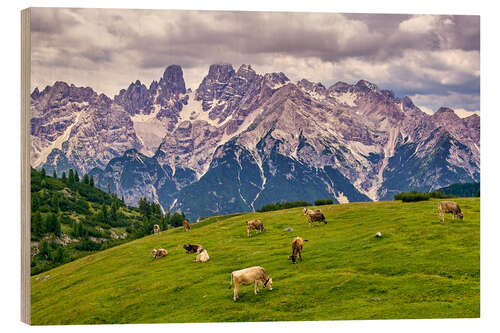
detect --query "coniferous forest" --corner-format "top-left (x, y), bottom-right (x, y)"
top-left (30, 168), bottom-right (187, 275)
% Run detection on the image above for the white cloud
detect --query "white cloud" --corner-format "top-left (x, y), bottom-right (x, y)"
top-left (399, 15), bottom-right (440, 34)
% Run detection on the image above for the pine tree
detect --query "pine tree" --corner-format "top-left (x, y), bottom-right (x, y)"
top-left (39, 240), bottom-right (50, 259)
top-left (89, 175), bottom-right (94, 187)
top-left (45, 213), bottom-right (60, 235)
top-left (110, 201), bottom-right (118, 222)
top-left (61, 171), bottom-right (66, 181)
top-left (52, 170), bottom-right (57, 178)
top-left (31, 211), bottom-right (43, 237)
top-left (75, 170), bottom-right (80, 183)
top-left (68, 169), bottom-right (74, 183)
top-left (31, 193), bottom-right (40, 212)
top-left (83, 173), bottom-right (89, 184)
top-left (100, 204), bottom-right (109, 223)
top-left (54, 215), bottom-right (62, 237)
top-left (40, 168), bottom-right (46, 178)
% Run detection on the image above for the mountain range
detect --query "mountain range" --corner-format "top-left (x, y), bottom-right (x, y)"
top-left (30, 64), bottom-right (480, 220)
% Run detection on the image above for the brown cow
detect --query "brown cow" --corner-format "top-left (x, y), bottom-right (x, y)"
top-left (246, 219), bottom-right (265, 237)
top-left (153, 224), bottom-right (160, 235)
top-left (303, 208), bottom-right (327, 226)
top-left (288, 237), bottom-right (307, 264)
top-left (151, 248), bottom-right (168, 259)
top-left (438, 201), bottom-right (464, 222)
top-left (183, 244), bottom-right (203, 254)
top-left (183, 220), bottom-right (191, 231)
top-left (229, 266), bottom-right (272, 301)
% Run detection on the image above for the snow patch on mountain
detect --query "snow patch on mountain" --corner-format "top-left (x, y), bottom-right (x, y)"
top-left (33, 111), bottom-right (84, 167)
top-left (332, 91), bottom-right (358, 107)
top-left (131, 105), bottom-right (166, 156)
top-left (335, 192), bottom-right (349, 204)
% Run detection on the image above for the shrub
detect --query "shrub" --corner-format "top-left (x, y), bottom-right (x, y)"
top-left (257, 200), bottom-right (312, 212)
top-left (394, 191), bottom-right (430, 202)
top-left (314, 199), bottom-right (334, 206)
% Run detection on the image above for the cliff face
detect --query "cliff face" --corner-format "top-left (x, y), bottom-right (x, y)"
top-left (31, 64), bottom-right (480, 219)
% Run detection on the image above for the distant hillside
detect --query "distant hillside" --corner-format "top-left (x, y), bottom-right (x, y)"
top-left (436, 182), bottom-right (480, 197)
top-left (31, 199), bottom-right (479, 324)
top-left (30, 168), bottom-right (188, 275)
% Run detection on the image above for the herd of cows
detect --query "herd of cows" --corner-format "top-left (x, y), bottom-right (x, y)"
top-left (148, 201), bottom-right (465, 301)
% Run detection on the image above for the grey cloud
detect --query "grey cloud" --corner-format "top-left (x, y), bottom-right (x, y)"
top-left (29, 8), bottom-right (480, 112)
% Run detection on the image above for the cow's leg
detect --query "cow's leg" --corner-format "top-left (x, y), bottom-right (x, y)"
top-left (299, 249), bottom-right (302, 261)
top-left (247, 228), bottom-right (250, 237)
top-left (452, 213), bottom-right (455, 221)
top-left (254, 281), bottom-right (259, 294)
top-left (233, 283), bottom-right (239, 301)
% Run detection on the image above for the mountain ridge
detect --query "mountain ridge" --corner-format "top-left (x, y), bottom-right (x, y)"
top-left (30, 64), bottom-right (480, 220)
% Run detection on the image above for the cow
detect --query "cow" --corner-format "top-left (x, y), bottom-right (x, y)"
top-left (153, 224), bottom-right (160, 235)
top-left (229, 266), bottom-right (272, 301)
top-left (246, 219), bottom-right (265, 237)
top-left (438, 201), bottom-right (464, 222)
top-left (151, 248), bottom-right (168, 259)
top-left (183, 243), bottom-right (203, 254)
top-left (194, 248), bottom-right (210, 263)
top-left (183, 220), bottom-right (191, 231)
top-left (288, 237), bottom-right (307, 264)
top-left (303, 208), bottom-right (327, 226)
top-left (375, 232), bottom-right (382, 238)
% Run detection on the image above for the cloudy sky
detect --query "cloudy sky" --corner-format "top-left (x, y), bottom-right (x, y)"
top-left (30, 8), bottom-right (480, 115)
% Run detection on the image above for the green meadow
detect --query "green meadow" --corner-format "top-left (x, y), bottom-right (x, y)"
top-left (31, 198), bottom-right (480, 324)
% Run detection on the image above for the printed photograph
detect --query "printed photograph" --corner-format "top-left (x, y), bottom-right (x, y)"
top-left (28, 8), bottom-right (480, 324)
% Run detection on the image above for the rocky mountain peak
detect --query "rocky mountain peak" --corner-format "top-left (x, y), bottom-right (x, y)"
top-left (160, 65), bottom-right (186, 95)
top-left (402, 96), bottom-right (416, 109)
top-left (355, 79), bottom-right (379, 92)
top-left (236, 64), bottom-right (256, 78)
top-left (31, 87), bottom-right (41, 99)
top-left (114, 80), bottom-right (153, 115)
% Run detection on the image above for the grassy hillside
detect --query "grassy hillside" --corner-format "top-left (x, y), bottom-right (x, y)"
top-left (30, 168), bottom-right (187, 275)
top-left (31, 198), bottom-right (480, 324)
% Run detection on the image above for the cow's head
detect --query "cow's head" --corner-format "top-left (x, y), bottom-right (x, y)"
top-left (303, 208), bottom-right (307, 215)
top-left (458, 212), bottom-right (464, 220)
top-left (151, 249), bottom-right (157, 257)
top-left (265, 278), bottom-right (273, 290)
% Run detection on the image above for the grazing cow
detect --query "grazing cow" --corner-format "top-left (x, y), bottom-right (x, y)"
top-left (438, 201), bottom-right (464, 222)
top-left (229, 266), bottom-right (272, 301)
top-left (375, 232), bottom-right (382, 238)
top-left (183, 220), bottom-right (191, 231)
top-left (183, 243), bottom-right (203, 254)
top-left (303, 208), bottom-right (327, 226)
top-left (288, 237), bottom-right (307, 264)
top-left (151, 248), bottom-right (168, 259)
top-left (246, 219), bottom-right (265, 237)
top-left (153, 224), bottom-right (160, 235)
top-left (194, 248), bottom-right (210, 263)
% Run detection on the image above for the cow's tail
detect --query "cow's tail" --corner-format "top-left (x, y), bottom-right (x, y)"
top-left (229, 273), bottom-right (233, 289)
top-left (304, 239), bottom-right (309, 242)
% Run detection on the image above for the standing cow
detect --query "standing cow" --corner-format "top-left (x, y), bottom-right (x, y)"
top-left (246, 219), bottom-right (265, 237)
top-left (438, 201), bottom-right (464, 222)
top-left (229, 266), bottom-right (272, 301)
top-left (183, 220), bottom-right (191, 231)
top-left (303, 208), bottom-right (327, 226)
top-left (288, 237), bottom-right (307, 264)
top-left (153, 224), bottom-right (160, 235)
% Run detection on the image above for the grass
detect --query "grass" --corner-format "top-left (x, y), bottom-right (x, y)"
top-left (30, 198), bottom-right (480, 324)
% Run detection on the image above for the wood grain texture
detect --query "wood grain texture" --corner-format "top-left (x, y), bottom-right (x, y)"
top-left (21, 7), bottom-right (31, 325)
